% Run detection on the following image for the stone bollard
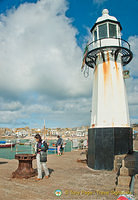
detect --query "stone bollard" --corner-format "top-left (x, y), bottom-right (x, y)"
top-left (114, 154), bottom-right (126, 173)
top-left (116, 160), bottom-right (132, 192)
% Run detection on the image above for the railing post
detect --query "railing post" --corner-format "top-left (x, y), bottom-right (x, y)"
top-left (119, 38), bottom-right (120, 47)
top-left (11, 142), bottom-right (12, 151)
top-left (71, 140), bottom-right (72, 151)
top-left (16, 144), bottom-right (18, 154)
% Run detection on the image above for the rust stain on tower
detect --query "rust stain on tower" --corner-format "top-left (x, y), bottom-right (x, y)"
top-left (107, 51), bottom-right (110, 64)
top-left (115, 61), bottom-right (120, 80)
top-left (92, 124), bottom-right (95, 128)
top-left (94, 64), bottom-right (98, 74)
top-left (115, 61), bottom-right (118, 71)
top-left (103, 51), bottom-right (110, 84)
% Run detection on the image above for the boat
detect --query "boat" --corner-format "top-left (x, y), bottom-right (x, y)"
top-left (24, 141), bottom-right (32, 145)
top-left (19, 143), bottom-right (25, 145)
top-left (19, 141), bottom-right (32, 145)
top-left (0, 141), bottom-right (15, 148)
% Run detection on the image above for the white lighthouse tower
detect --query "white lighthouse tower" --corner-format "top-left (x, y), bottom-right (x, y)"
top-left (85, 9), bottom-right (133, 170)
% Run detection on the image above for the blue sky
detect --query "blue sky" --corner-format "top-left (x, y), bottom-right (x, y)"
top-left (67, 0), bottom-right (138, 43)
top-left (0, 0), bottom-right (138, 44)
top-left (0, 0), bottom-right (137, 128)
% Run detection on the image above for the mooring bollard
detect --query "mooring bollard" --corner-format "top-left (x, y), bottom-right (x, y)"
top-left (12, 154), bottom-right (37, 179)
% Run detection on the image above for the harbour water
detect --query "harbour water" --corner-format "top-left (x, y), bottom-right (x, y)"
top-left (0, 139), bottom-right (72, 160)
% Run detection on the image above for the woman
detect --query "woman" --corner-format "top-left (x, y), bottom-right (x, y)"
top-left (34, 134), bottom-right (49, 180)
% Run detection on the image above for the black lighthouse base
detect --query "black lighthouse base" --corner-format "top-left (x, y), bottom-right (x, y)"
top-left (88, 127), bottom-right (133, 170)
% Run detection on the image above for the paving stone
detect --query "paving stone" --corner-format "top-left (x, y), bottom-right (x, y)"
top-left (0, 150), bottom-right (117, 200)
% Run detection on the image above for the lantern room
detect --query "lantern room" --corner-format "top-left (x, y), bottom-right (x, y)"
top-left (91, 9), bottom-right (122, 48)
top-left (85, 9), bottom-right (132, 69)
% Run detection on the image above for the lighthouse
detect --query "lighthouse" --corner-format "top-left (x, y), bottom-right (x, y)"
top-left (85, 9), bottom-right (133, 170)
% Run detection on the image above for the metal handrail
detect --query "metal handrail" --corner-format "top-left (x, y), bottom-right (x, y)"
top-left (87, 37), bottom-right (131, 50)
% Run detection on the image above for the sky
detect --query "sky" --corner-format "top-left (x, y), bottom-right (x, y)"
top-left (0, 0), bottom-right (137, 128)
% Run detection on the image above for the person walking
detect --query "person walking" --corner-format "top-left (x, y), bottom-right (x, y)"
top-left (56, 135), bottom-right (63, 156)
top-left (34, 134), bottom-right (49, 180)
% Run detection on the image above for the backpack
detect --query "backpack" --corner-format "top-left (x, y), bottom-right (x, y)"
top-left (41, 141), bottom-right (49, 151)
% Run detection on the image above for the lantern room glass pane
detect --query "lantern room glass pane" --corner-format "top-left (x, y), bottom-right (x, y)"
top-left (94, 29), bottom-right (97, 41)
top-left (99, 23), bottom-right (107, 39)
top-left (109, 23), bottom-right (117, 38)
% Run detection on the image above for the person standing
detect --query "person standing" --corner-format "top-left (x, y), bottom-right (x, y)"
top-left (34, 134), bottom-right (49, 180)
top-left (56, 135), bottom-right (63, 156)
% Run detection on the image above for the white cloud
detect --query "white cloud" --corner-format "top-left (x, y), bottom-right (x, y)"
top-left (0, 96), bottom-right (92, 127)
top-left (127, 35), bottom-right (138, 76)
top-left (0, 99), bottom-right (22, 111)
top-left (0, 0), bottom-right (92, 127)
top-left (0, 0), bottom-right (91, 98)
top-left (93, 0), bottom-right (108, 5)
top-left (125, 35), bottom-right (138, 123)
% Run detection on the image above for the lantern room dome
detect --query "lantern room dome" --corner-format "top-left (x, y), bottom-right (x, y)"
top-left (96, 9), bottom-right (117, 23)
top-left (91, 9), bottom-right (122, 33)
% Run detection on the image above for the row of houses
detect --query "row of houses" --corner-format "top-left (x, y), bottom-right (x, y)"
top-left (0, 126), bottom-right (89, 138)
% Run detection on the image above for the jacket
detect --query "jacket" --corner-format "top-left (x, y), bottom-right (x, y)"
top-left (56, 138), bottom-right (63, 146)
top-left (35, 140), bottom-right (48, 154)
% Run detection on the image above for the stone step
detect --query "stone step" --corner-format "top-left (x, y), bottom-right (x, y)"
top-left (116, 185), bottom-right (130, 192)
top-left (134, 176), bottom-right (138, 198)
top-left (114, 153), bottom-right (138, 175)
top-left (120, 165), bottom-right (135, 176)
top-left (118, 176), bottom-right (131, 187)
top-left (133, 140), bottom-right (138, 151)
top-left (134, 177), bottom-right (138, 189)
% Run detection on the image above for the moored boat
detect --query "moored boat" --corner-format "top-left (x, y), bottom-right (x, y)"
top-left (0, 141), bottom-right (15, 148)
top-left (19, 143), bottom-right (25, 145)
